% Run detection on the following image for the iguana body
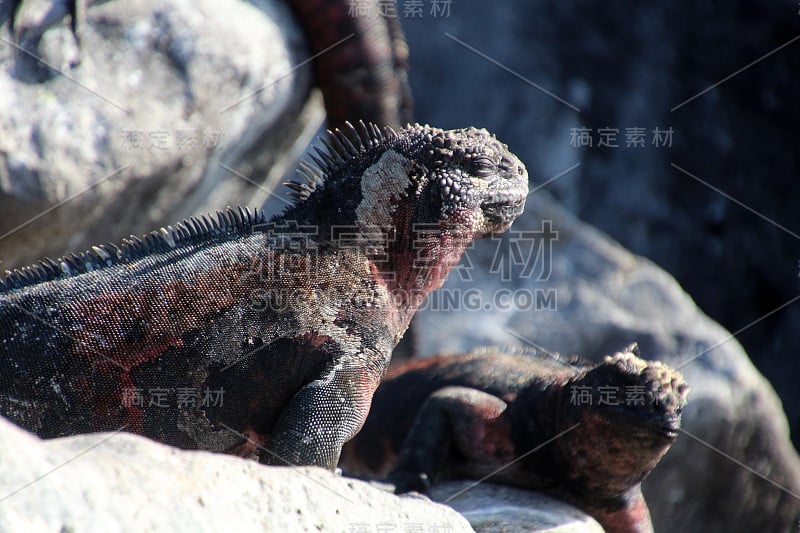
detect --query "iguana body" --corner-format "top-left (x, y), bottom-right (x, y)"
top-left (340, 344), bottom-right (689, 532)
top-left (0, 123), bottom-right (528, 468)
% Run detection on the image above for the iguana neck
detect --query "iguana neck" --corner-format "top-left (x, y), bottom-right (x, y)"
top-left (275, 145), bottom-right (471, 337)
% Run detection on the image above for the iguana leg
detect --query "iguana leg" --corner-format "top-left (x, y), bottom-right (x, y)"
top-left (263, 360), bottom-right (379, 470)
top-left (389, 386), bottom-right (513, 493)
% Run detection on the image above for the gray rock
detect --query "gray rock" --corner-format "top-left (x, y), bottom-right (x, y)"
top-left (430, 482), bottom-right (603, 533)
top-left (0, 0), bottom-right (319, 270)
top-left (0, 416), bottom-right (473, 532)
top-left (410, 190), bottom-right (800, 532)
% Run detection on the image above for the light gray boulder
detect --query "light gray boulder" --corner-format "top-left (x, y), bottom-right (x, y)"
top-left (430, 482), bottom-right (603, 533)
top-left (0, 416), bottom-right (473, 532)
top-left (0, 0), bottom-right (319, 269)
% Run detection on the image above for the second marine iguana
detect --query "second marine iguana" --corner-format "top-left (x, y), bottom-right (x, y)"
top-left (0, 122), bottom-right (528, 469)
top-left (340, 344), bottom-right (689, 533)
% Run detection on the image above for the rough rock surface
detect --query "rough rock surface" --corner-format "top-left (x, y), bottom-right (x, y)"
top-left (0, 0), bottom-right (318, 269)
top-left (429, 482), bottom-right (603, 533)
top-left (400, 0), bottom-right (800, 450)
top-left (0, 416), bottom-right (472, 532)
top-left (410, 190), bottom-right (800, 532)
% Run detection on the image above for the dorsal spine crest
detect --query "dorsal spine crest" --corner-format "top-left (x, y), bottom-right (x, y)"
top-left (1, 207), bottom-right (269, 291)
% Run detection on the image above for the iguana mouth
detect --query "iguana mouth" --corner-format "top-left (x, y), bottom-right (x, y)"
top-left (604, 404), bottom-right (682, 442)
top-left (658, 426), bottom-right (679, 439)
top-left (482, 197), bottom-right (527, 228)
top-left (657, 413), bottom-right (682, 439)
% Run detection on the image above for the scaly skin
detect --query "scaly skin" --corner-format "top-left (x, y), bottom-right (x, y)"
top-left (341, 344), bottom-right (689, 532)
top-left (0, 122), bottom-right (528, 469)
top-left (286, 0), bottom-right (413, 129)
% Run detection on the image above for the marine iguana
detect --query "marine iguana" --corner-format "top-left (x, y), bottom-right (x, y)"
top-left (340, 344), bottom-right (689, 533)
top-left (0, 122), bottom-right (528, 469)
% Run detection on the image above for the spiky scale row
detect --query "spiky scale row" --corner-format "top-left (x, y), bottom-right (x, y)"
top-left (284, 120), bottom-right (400, 201)
top-left (1, 207), bottom-right (268, 292)
top-left (5, 121), bottom-right (408, 289)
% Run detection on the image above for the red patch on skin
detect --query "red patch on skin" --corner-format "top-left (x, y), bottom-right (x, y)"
top-left (392, 231), bottom-right (471, 293)
top-left (97, 338), bottom-right (187, 433)
top-left (71, 287), bottom-right (208, 373)
top-left (62, 261), bottom-right (261, 435)
top-left (226, 427), bottom-right (270, 460)
top-left (355, 367), bottom-right (381, 421)
top-left (462, 405), bottom-right (515, 464)
top-left (588, 490), bottom-right (653, 533)
top-left (298, 332), bottom-right (332, 350)
top-left (66, 257), bottom-right (261, 374)
top-left (374, 224), bottom-right (476, 335)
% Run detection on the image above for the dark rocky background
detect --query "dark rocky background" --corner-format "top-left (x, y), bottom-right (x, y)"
top-left (399, 0), bottom-right (800, 448)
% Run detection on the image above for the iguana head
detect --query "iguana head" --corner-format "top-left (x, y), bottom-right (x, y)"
top-left (282, 122), bottom-right (528, 239)
top-left (394, 123), bottom-right (529, 237)
top-left (281, 122), bottom-right (528, 308)
top-left (557, 344), bottom-right (689, 499)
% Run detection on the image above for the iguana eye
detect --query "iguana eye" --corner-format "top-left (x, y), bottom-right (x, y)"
top-left (471, 156), bottom-right (496, 176)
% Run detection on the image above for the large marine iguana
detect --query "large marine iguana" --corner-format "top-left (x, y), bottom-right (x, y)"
top-left (0, 122), bottom-right (528, 469)
top-left (340, 344), bottom-right (689, 532)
